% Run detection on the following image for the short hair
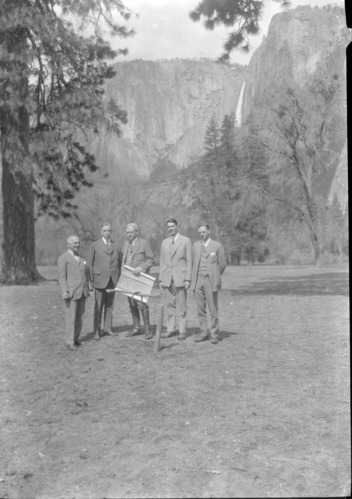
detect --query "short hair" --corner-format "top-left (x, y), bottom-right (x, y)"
top-left (101, 223), bottom-right (111, 231)
top-left (198, 222), bottom-right (210, 230)
top-left (67, 235), bottom-right (79, 244)
top-left (126, 223), bottom-right (139, 232)
top-left (166, 218), bottom-right (178, 225)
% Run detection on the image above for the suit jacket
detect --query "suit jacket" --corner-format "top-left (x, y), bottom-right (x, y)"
top-left (87, 238), bottom-right (122, 289)
top-left (159, 234), bottom-right (192, 288)
top-left (122, 237), bottom-right (155, 274)
top-left (190, 239), bottom-right (226, 292)
top-left (58, 251), bottom-right (91, 300)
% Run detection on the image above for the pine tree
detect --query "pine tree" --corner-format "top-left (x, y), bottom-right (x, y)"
top-left (0, 0), bottom-right (133, 283)
top-left (190, 0), bottom-right (289, 61)
top-left (204, 115), bottom-right (220, 169)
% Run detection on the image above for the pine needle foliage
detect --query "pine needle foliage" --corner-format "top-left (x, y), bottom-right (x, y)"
top-left (0, 0), bottom-right (133, 282)
top-left (0, 0), bottom-right (133, 217)
top-left (190, 0), bottom-right (290, 61)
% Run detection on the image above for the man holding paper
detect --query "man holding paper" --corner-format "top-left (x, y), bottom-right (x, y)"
top-left (122, 223), bottom-right (155, 340)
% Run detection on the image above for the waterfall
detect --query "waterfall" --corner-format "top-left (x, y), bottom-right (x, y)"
top-left (235, 81), bottom-right (246, 127)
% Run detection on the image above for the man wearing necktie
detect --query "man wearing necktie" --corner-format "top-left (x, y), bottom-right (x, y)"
top-left (87, 223), bottom-right (122, 340)
top-left (190, 223), bottom-right (226, 344)
top-left (122, 223), bottom-right (155, 339)
top-left (58, 235), bottom-right (93, 350)
top-left (159, 218), bottom-right (192, 340)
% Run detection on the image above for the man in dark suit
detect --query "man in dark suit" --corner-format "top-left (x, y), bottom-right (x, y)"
top-left (87, 223), bottom-right (122, 340)
top-left (159, 218), bottom-right (192, 340)
top-left (190, 223), bottom-right (226, 345)
top-left (58, 235), bottom-right (92, 351)
top-left (122, 223), bottom-right (155, 340)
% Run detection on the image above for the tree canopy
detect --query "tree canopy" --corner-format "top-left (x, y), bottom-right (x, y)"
top-left (0, 0), bottom-right (133, 282)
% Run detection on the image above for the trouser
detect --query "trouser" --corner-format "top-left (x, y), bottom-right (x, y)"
top-left (193, 275), bottom-right (219, 338)
top-left (164, 280), bottom-right (187, 334)
top-left (127, 297), bottom-right (149, 330)
top-left (65, 295), bottom-right (86, 346)
top-left (94, 278), bottom-right (115, 334)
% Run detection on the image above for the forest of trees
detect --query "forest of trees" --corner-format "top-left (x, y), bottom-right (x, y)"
top-left (0, 0), bottom-right (134, 283)
top-left (0, 0), bottom-right (348, 281)
top-left (35, 101), bottom-right (347, 268)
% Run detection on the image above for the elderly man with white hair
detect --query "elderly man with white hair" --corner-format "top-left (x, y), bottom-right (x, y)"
top-left (122, 222), bottom-right (155, 340)
top-left (58, 235), bottom-right (92, 351)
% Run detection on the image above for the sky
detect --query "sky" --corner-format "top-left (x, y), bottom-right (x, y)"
top-left (110, 0), bottom-right (346, 65)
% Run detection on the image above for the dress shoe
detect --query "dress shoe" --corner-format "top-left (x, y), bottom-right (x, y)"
top-left (178, 333), bottom-right (186, 341)
top-left (194, 335), bottom-right (209, 343)
top-left (104, 331), bottom-right (111, 336)
top-left (144, 331), bottom-right (153, 340)
top-left (67, 344), bottom-right (78, 351)
top-left (94, 333), bottom-right (100, 341)
top-left (126, 328), bottom-right (139, 337)
top-left (161, 331), bottom-right (174, 338)
top-left (74, 339), bottom-right (82, 346)
top-left (210, 338), bottom-right (219, 345)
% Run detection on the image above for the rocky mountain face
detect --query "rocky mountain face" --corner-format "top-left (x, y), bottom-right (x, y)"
top-left (0, 5), bottom-right (348, 263)
top-left (92, 59), bottom-right (245, 178)
top-left (242, 5), bottom-right (346, 120)
top-left (89, 5), bottom-right (347, 210)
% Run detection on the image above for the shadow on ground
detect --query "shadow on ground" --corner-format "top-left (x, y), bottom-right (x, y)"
top-left (224, 272), bottom-right (349, 297)
top-left (80, 327), bottom-right (237, 347)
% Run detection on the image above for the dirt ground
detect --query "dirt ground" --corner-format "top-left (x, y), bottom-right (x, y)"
top-left (0, 264), bottom-right (350, 498)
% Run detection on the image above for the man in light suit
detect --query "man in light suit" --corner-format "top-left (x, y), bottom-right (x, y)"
top-left (58, 235), bottom-right (92, 351)
top-left (87, 223), bottom-right (122, 340)
top-left (122, 223), bottom-right (155, 340)
top-left (190, 223), bottom-right (226, 345)
top-left (159, 218), bottom-right (192, 340)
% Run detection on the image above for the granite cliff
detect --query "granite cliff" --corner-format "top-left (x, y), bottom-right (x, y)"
top-left (91, 59), bottom-right (245, 177)
top-left (242, 5), bottom-right (346, 120)
top-left (89, 4), bottom-right (347, 190)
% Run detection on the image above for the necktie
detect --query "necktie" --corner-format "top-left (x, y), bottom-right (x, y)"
top-left (171, 237), bottom-right (175, 245)
top-left (106, 241), bottom-right (110, 248)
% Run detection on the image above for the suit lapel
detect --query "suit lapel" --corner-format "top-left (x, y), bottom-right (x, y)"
top-left (67, 250), bottom-right (79, 264)
top-left (171, 235), bottom-right (182, 257)
top-left (123, 238), bottom-right (139, 263)
top-left (98, 238), bottom-right (108, 255)
top-left (131, 238), bottom-right (141, 258)
top-left (123, 241), bottom-right (129, 263)
top-left (195, 241), bottom-right (202, 265)
top-left (204, 239), bottom-right (215, 258)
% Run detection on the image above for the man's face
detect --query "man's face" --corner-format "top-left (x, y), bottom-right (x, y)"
top-left (68, 238), bottom-right (80, 255)
top-left (126, 228), bottom-right (137, 242)
top-left (101, 226), bottom-right (111, 241)
top-left (198, 226), bottom-right (210, 242)
top-left (167, 223), bottom-right (178, 237)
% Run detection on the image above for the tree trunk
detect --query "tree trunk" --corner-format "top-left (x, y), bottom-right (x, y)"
top-left (0, 107), bottom-right (40, 284)
top-left (0, 21), bottom-right (41, 283)
top-left (310, 230), bottom-right (325, 267)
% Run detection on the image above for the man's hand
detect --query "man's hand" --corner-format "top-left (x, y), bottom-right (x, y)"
top-left (62, 291), bottom-right (70, 300)
top-left (133, 266), bottom-right (142, 275)
top-left (185, 280), bottom-right (191, 290)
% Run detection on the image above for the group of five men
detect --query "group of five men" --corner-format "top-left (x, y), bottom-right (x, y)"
top-left (58, 219), bottom-right (226, 351)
